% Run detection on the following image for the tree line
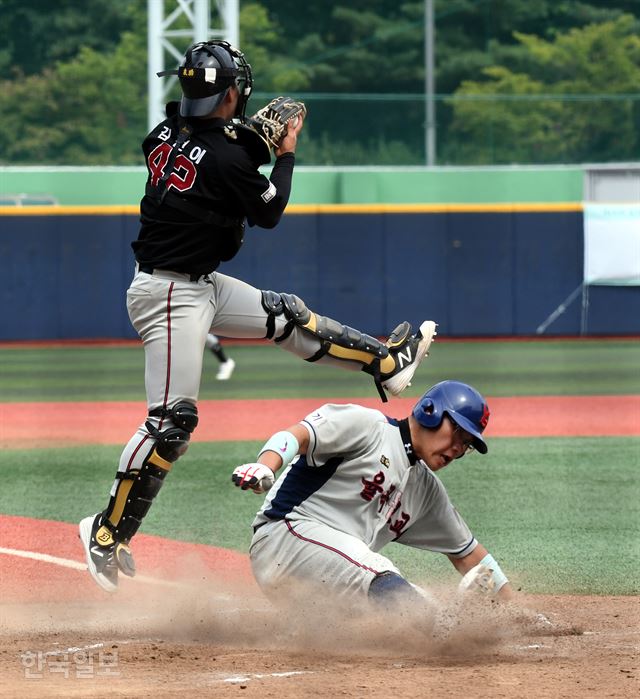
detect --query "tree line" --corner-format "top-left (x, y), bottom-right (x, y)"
top-left (0, 0), bottom-right (638, 165)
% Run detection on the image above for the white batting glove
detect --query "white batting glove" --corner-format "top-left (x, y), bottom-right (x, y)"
top-left (231, 463), bottom-right (275, 494)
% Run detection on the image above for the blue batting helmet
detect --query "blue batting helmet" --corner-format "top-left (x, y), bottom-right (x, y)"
top-left (412, 380), bottom-right (490, 454)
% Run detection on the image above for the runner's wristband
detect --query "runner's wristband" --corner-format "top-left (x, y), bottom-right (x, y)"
top-left (479, 553), bottom-right (509, 593)
top-left (258, 431), bottom-right (299, 467)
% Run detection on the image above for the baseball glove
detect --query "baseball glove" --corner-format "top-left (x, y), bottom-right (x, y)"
top-left (247, 96), bottom-right (307, 150)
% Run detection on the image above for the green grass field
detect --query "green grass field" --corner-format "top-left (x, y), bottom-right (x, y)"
top-left (1, 339), bottom-right (638, 595)
top-left (1, 338), bottom-right (639, 401)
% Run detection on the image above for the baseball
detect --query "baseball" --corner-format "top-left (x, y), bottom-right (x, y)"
top-left (260, 475), bottom-right (274, 492)
top-left (289, 115), bottom-right (299, 129)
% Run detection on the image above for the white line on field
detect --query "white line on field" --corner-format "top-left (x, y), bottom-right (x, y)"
top-left (40, 639), bottom-right (154, 656)
top-left (44, 642), bottom-right (105, 657)
top-left (221, 671), bottom-right (312, 683)
top-left (511, 644), bottom-right (545, 650)
top-left (0, 546), bottom-right (86, 571)
top-left (582, 630), bottom-right (640, 636)
top-left (0, 546), bottom-right (186, 589)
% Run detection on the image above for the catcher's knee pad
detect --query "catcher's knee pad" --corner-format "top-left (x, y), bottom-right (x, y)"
top-left (104, 402), bottom-right (198, 542)
top-left (146, 401), bottom-right (198, 462)
top-left (261, 289), bottom-right (389, 366)
top-left (261, 290), bottom-right (311, 342)
top-left (150, 401), bottom-right (199, 435)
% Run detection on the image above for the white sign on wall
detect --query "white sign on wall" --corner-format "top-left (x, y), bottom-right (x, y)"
top-left (583, 204), bottom-right (640, 285)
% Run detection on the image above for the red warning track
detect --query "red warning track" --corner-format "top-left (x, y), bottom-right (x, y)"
top-left (0, 395), bottom-right (638, 448)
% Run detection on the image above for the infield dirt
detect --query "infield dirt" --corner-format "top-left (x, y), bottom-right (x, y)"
top-left (1, 582), bottom-right (637, 697)
top-left (1, 516), bottom-right (638, 698)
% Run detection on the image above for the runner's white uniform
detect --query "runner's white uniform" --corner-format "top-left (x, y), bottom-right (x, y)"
top-left (250, 403), bottom-right (478, 601)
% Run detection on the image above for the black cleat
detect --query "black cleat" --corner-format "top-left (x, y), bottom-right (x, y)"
top-left (78, 513), bottom-right (135, 593)
top-left (378, 320), bottom-right (438, 398)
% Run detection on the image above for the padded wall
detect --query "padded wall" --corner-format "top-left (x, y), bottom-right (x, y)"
top-left (1, 210), bottom-right (638, 340)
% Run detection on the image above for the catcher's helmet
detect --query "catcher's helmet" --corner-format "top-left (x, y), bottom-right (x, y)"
top-left (158, 40), bottom-right (253, 118)
top-left (412, 380), bottom-right (490, 454)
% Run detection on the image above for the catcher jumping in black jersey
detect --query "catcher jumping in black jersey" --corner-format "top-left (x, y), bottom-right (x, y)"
top-left (78, 40), bottom-right (437, 592)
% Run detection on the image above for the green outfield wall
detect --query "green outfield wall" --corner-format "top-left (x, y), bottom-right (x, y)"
top-left (0, 166), bottom-right (584, 206)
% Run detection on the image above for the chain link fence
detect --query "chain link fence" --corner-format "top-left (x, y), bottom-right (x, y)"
top-left (261, 92), bottom-right (640, 166)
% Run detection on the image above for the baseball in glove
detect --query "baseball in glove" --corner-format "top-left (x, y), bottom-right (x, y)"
top-left (247, 96), bottom-right (307, 150)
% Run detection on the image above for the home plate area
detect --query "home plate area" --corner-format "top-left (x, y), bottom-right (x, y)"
top-left (0, 516), bottom-right (637, 698)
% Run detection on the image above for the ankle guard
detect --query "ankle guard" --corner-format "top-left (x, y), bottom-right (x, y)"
top-left (261, 289), bottom-right (391, 367)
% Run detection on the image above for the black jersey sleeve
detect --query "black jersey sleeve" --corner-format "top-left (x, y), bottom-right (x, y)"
top-left (222, 148), bottom-right (295, 229)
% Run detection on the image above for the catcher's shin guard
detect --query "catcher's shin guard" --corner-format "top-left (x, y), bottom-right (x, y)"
top-left (102, 402), bottom-right (198, 543)
top-left (261, 291), bottom-right (436, 401)
top-left (103, 450), bottom-right (173, 543)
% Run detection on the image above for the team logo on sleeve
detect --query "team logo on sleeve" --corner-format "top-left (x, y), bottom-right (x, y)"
top-left (223, 124), bottom-right (238, 140)
top-left (261, 182), bottom-right (277, 202)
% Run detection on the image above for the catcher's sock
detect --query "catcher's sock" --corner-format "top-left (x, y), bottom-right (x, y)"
top-left (78, 513), bottom-right (135, 593)
top-left (205, 334), bottom-right (227, 362)
top-left (380, 320), bottom-right (437, 397)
